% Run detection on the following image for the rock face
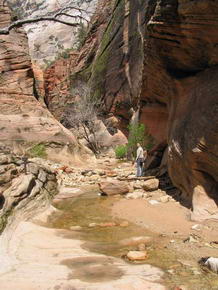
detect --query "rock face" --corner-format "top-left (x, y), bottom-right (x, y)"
top-left (41, 0), bottom-right (114, 121)
top-left (5, 0), bottom-right (216, 220)
top-left (73, 0), bottom-right (218, 221)
top-left (0, 0), bottom-right (90, 164)
top-left (144, 0), bottom-right (218, 221)
top-left (0, 147), bottom-right (57, 233)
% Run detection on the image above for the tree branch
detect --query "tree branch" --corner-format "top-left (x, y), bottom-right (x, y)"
top-left (0, 5), bottom-right (91, 35)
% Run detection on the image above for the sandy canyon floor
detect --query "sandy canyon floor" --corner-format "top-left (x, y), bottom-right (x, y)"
top-left (0, 156), bottom-right (218, 290)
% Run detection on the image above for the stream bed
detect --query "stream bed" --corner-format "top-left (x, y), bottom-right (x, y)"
top-left (46, 187), bottom-right (218, 289)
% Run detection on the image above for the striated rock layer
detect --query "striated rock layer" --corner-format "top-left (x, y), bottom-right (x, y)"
top-left (143, 0), bottom-right (218, 221)
top-left (0, 0), bottom-right (91, 165)
top-left (24, 0), bottom-right (217, 220)
top-left (61, 0), bottom-right (217, 221)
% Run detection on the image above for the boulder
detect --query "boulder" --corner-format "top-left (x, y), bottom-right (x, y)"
top-left (127, 251), bottom-right (147, 261)
top-left (142, 179), bottom-right (159, 191)
top-left (99, 222), bottom-right (117, 227)
top-left (158, 196), bottom-right (170, 203)
top-left (99, 181), bottom-right (129, 196)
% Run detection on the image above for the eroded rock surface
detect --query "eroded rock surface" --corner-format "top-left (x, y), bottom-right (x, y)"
top-left (144, 0), bottom-right (218, 220)
top-left (71, 0), bottom-right (218, 220)
top-left (0, 0), bottom-right (90, 164)
top-left (0, 148), bottom-right (57, 233)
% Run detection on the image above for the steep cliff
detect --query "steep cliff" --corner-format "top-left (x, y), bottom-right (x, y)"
top-left (0, 0), bottom-right (90, 164)
top-left (16, 0), bottom-right (217, 220)
top-left (143, 0), bottom-right (218, 221)
top-left (62, 0), bottom-right (217, 220)
top-left (42, 0), bottom-right (114, 121)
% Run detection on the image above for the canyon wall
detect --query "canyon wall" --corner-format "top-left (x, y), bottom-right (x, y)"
top-left (2, 0), bottom-right (216, 221)
top-left (0, 0), bottom-right (90, 165)
top-left (61, 0), bottom-right (217, 220)
top-left (143, 0), bottom-right (218, 220)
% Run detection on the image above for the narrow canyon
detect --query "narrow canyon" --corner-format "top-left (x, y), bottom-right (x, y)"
top-left (0, 0), bottom-right (217, 289)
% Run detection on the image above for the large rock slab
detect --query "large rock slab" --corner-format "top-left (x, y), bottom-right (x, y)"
top-left (0, 217), bottom-right (165, 290)
top-left (99, 180), bottom-right (129, 196)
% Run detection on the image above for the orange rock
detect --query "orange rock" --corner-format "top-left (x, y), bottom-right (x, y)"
top-left (119, 221), bottom-right (129, 227)
top-left (99, 181), bottom-right (129, 196)
top-left (99, 222), bottom-right (117, 227)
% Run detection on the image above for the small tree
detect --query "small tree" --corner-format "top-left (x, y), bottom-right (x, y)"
top-left (62, 92), bottom-right (101, 155)
top-left (127, 123), bottom-right (153, 159)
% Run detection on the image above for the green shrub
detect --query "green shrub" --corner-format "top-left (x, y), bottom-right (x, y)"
top-left (28, 144), bottom-right (47, 158)
top-left (115, 145), bottom-right (127, 159)
top-left (127, 123), bottom-right (154, 158)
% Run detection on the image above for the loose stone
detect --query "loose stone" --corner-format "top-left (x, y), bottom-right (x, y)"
top-left (127, 250), bottom-right (147, 261)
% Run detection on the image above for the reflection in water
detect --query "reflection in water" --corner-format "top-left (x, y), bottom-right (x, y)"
top-left (46, 188), bottom-right (218, 289)
top-left (62, 256), bottom-right (124, 282)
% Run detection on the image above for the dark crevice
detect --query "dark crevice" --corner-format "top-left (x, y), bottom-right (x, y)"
top-left (166, 66), bottom-right (204, 79)
top-left (99, 23), bottom-right (123, 58)
top-left (0, 195), bottom-right (5, 210)
top-left (140, 99), bottom-right (167, 107)
top-left (149, 35), bottom-right (181, 44)
top-left (33, 76), bottom-right (40, 100)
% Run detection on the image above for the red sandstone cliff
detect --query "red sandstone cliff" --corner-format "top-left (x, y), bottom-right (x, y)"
top-left (0, 0), bottom-right (89, 165)
top-left (19, 0), bottom-right (218, 220)
top-left (145, 0), bottom-right (218, 221)
top-left (43, 0), bottom-right (218, 221)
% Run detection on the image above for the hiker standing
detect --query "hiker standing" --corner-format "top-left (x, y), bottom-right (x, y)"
top-left (135, 143), bottom-right (144, 177)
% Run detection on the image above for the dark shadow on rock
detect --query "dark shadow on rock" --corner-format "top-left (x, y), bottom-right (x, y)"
top-left (0, 194), bottom-right (5, 210)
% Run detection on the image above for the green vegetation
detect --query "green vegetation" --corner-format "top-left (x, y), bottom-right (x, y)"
top-left (114, 123), bottom-right (154, 160)
top-left (90, 0), bottom-right (125, 100)
top-left (28, 144), bottom-right (47, 158)
top-left (115, 145), bottom-right (127, 159)
top-left (76, 23), bottom-right (88, 49)
top-left (127, 123), bottom-right (154, 158)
